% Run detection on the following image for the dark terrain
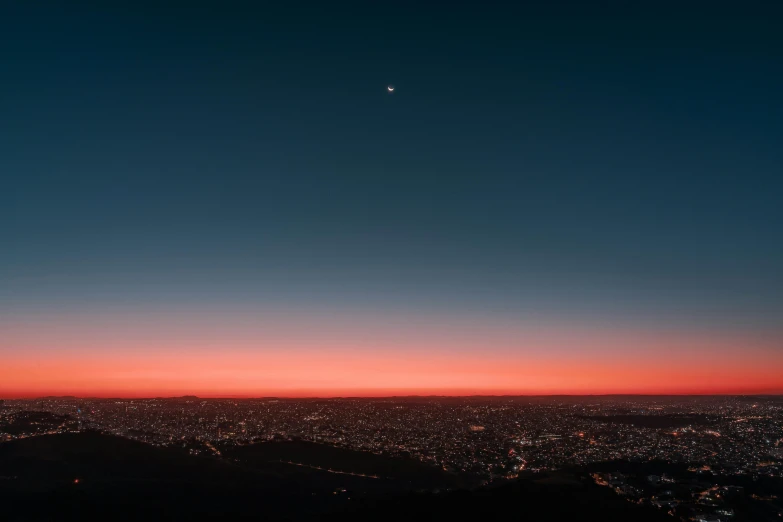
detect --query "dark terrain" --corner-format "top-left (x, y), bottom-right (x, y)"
top-left (0, 431), bottom-right (673, 521)
top-left (0, 411), bottom-right (75, 436)
top-left (221, 438), bottom-right (469, 490)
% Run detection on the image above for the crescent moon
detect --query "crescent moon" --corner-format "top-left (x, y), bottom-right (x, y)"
top-left (387, 86), bottom-right (394, 92)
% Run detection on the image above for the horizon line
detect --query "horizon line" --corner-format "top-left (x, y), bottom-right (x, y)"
top-left (5, 392), bottom-right (783, 400)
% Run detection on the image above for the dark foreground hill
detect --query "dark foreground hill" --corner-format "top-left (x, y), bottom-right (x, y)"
top-left (221, 439), bottom-right (470, 490)
top-left (0, 432), bottom-right (670, 522)
top-left (0, 411), bottom-right (75, 436)
top-left (330, 477), bottom-right (673, 522)
top-left (0, 431), bottom-right (272, 487)
top-left (0, 431), bottom-right (343, 520)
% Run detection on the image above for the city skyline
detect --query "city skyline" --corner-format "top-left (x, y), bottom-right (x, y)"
top-left (4, 394), bottom-right (781, 521)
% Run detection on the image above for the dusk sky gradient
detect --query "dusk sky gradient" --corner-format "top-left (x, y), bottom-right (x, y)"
top-left (2, 1), bottom-right (782, 397)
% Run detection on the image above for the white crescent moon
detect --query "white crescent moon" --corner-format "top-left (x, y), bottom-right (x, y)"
top-left (387, 85), bottom-right (394, 92)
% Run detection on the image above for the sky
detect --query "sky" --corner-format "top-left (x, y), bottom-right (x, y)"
top-left (2, 1), bottom-right (782, 397)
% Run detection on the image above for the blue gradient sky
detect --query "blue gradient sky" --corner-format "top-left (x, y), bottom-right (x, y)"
top-left (2, 1), bottom-right (782, 395)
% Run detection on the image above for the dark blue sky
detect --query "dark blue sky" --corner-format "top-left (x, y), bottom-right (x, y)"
top-left (3, 1), bottom-right (782, 333)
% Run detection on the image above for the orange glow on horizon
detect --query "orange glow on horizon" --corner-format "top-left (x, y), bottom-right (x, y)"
top-left (3, 311), bottom-right (782, 398)
top-left (2, 348), bottom-right (782, 398)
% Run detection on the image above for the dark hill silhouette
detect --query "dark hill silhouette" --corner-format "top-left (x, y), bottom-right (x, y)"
top-left (0, 411), bottom-right (74, 435)
top-left (0, 432), bottom-right (673, 521)
top-left (329, 477), bottom-right (673, 522)
top-left (222, 439), bottom-right (469, 490)
top-left (0, 431), bottom-right (358, 520)
top-left (0, 431), bottom-right (274, 487)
